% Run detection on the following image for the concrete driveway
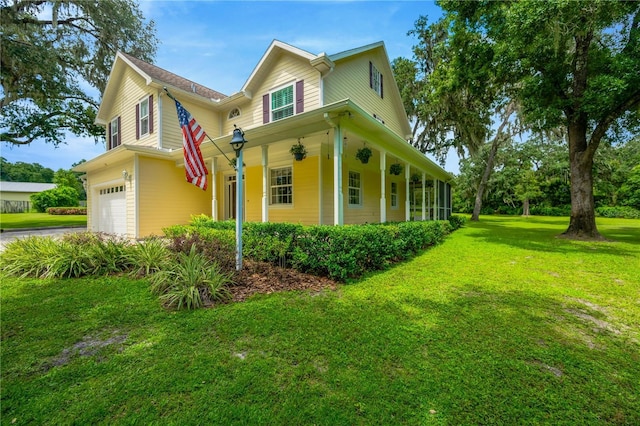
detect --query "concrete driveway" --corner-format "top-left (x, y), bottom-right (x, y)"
top-left (0, 226), bottom-right (86, 252)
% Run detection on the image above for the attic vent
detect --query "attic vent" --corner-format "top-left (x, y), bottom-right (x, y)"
top-left (191, 83), bottom-right (197, 93)
top-left (373, 113), bottom-right (385, 125)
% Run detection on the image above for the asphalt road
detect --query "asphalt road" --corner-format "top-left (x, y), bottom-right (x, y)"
top-left (0, 226), bottom-right (86, 252)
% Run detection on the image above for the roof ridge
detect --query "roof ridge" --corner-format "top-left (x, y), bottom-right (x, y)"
top-left (119, 51), bottom-right (227, 100)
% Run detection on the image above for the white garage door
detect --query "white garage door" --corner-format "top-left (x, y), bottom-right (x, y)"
top-left (98, 185), bottom-right (126, 234)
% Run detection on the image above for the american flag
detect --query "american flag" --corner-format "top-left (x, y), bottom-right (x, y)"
top-left (174, 100), bottom-right (208, 190)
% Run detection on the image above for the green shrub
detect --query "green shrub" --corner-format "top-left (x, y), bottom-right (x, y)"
top-left (149, 244), bottom-right (232, 310)
top-left (190, 214), bottom-right (235, 230)
top-left (126, 237), bottom-right (172, 277)
top-left (167, 227), bottom-right (235, 271)
top-left (595, 206), bottom-right (640, 219)
top-left (529, 205), bottom-right (571, 216)
top-left (30, 186), bottom-right (79, 213)
top-left (448, 214), bottom-right (467, 230)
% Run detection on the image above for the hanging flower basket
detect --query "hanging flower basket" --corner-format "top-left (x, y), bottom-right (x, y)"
top-left (356, 146), bottom-right (372, 164)
top-left (289, 142), bottom-right (307, 161)
top-left (389, 163), bottom-right (403, 175)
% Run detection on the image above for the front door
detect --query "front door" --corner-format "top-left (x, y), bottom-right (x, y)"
top-left (224, 174), bottom-right (245, 220)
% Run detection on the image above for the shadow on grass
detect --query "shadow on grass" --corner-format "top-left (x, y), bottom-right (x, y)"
top-left (3, 273), bottom-right (638, 424)
top-left (466, 218), bottom-right (640, 257)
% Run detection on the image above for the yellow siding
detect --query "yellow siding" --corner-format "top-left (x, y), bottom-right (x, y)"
top-left (386, 176), bottom-right (407, 223)
top-left (87, 160), bottom-right (134, 235)
top-left (103, 68), bottom-right (159, 148)
top-left (161, 96), bottom-right (221, 150)
top-left (244, 165), bottom-right (262, 222)
top-left (137, 157), bottom-right (211, 236)
top-left (267, 156), bottom-right (320, 225)
top-left (222, 53), bottom-right (321, 134)
top-left (343, 159), bottom-right (381, 224)
top-left (324, 51), bottom-right (405, 138)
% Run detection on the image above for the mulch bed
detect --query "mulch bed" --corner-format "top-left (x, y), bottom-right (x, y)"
top-left (230, 260), bottom-right (338, 302)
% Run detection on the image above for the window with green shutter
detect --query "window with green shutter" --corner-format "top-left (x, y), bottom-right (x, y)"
top-left (271, 85), bottom-right (294, 121)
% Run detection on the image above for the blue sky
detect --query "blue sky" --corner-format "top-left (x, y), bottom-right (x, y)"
top-left (1, 1), bottom-right (457, 173)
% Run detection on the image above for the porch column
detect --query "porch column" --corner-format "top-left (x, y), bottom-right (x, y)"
top-left (434, 179), bottom-right (439, 220)
top-left (405, 162), bottom-right (411, 221)
top-left (421, 172), bottom-right (426, 221)
top-left (334, 126), bottom-right (344, 225)
top-left (261, 145), bottom-right (269, 222)
top-left (211, 157), bottom-right (218, 221)
top-left (379, 150), bottom-right (386, 223)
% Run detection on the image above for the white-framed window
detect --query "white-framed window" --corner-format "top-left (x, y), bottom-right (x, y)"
top-left (348, 171), bottom-right (362, 206)
top-left (138, 97), bottom-right (150, 137)
top-left (390, 182), bottom-right (398, 208)
top-left (109, 117), bottom-right (120, 149)
top-left (369, 61), bottom-right (383, 98)
top-left (271, 84), bottom-right (294, 121)
top-left (228, 107), bottom-right (241, 120)
top-left (270, 166), bottom-right (292, 205)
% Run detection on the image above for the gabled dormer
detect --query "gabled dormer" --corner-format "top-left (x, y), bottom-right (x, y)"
top-left (324, 41), bottom-right (412, 140)
top-left (96, 51), bottom-right (226, 151)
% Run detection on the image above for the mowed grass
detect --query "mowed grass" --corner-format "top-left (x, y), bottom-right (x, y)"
top-left (1, 216), bottom-right (638, 424)
top-left (0, 212), bottom-right (87, 230)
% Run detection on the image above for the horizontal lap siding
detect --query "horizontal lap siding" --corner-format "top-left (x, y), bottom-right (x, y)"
top-left (225, 54), bottom-right (320, 134)
top-left (162, 99), bottom-right (220, 151)
top-left (324, 52), bottom-right (405, 138)
top-left (343, 161), bottom-right (380, 224)
top-left (386, 176), bottom-right (406, 222)
top-left (245, 165), bottom-right (262, 222)
top-left (89, 162), bottom-right (134, 236)
top-left (109, 69), bottom-right (158, 148)
top-left (138, 157), bottom-right (211, 236)
top-left (268, 156), bottom-right (319, 225)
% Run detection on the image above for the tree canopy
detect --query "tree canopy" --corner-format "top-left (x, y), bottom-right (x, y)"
top-left (1, 0), bottom-right (157, 146)
top-left (401, 0), bottom-right (640, 238)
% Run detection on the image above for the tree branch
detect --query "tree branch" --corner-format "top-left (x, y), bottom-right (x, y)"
top-left (588, 89), bottom-right (640, 157)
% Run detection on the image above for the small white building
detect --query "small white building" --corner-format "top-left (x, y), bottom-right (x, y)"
top-left (0, 182), bottom-right (57, 213)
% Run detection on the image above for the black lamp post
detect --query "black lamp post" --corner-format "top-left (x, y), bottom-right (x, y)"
top-left (230, 125), bottom-right (247, 270)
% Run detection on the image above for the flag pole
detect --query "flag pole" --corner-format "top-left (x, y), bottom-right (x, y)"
top-left (163, 87), bottom-right (237, 169)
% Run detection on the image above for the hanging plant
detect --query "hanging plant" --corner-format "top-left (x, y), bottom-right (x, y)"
top-left (411, 173), bottom-right (422, 183)
top-left (289, 141), bottom-right (307, 161)
top-left (229, 157), bottom-right (245, 169)
top-left (356, 146), bottom-right (372, 164)
top-left (389, 163), bottom-right (403, 176)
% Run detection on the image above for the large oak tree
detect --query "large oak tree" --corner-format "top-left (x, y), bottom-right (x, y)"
top-left (439, 0), bottom-right (640, 239)
top-left (1, 0), bottom-right (157, 146)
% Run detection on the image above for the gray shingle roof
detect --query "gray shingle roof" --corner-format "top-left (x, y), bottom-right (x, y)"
top-left (0, 182), bottom-right (57, 193)
top-left (120, 52), bottom-right (227, 100)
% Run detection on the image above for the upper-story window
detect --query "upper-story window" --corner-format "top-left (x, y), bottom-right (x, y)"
top-left (369, 61), bottom-right (383, 98)
top-left (228, 107), bottom-right (241, 120)
top-left (272, 85), bottom-right (294, 121)
top-left (262, 80), bottom-right (304, 124)
top-left (136, 95), bottom-right (153, 139)
top-left (109, 117), bottom-right (120, 150)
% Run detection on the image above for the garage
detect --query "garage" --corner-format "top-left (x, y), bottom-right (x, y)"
top-left (97, 184), bottom-right (127, 234)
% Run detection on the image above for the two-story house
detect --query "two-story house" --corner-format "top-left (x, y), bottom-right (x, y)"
top-left (75, 40), bottom-right (453, 238)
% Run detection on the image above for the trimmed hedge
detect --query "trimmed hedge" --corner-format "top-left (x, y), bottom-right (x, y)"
top-left (595, 206), bottom-right (640, 219)
top-left (46, 207), bottom-right (87, 215)
top-left (166, 215), bottom-right (463, 282)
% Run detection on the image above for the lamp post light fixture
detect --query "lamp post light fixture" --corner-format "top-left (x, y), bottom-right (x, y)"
top-left (230, 125), bottom-right (247, 271)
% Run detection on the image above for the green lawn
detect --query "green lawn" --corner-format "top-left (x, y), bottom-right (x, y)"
top-left (0, 212), bottom-right (87, 230)
top-left (1, 216), bottom-right (639, 424)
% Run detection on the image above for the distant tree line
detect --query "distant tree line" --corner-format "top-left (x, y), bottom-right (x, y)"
top-left (453, 136), bottom-right (640, 217)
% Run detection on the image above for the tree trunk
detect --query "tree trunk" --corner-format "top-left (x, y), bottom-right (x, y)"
top-left (562, 123), bottom-right (603, 239)
top-left (522, 198), bottom-right (530, 216)
top-left (471, 137), bottom-right (501, 221)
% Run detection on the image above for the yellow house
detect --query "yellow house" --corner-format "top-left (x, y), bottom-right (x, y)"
top-left (75, 40), bottom-right (453, 238)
